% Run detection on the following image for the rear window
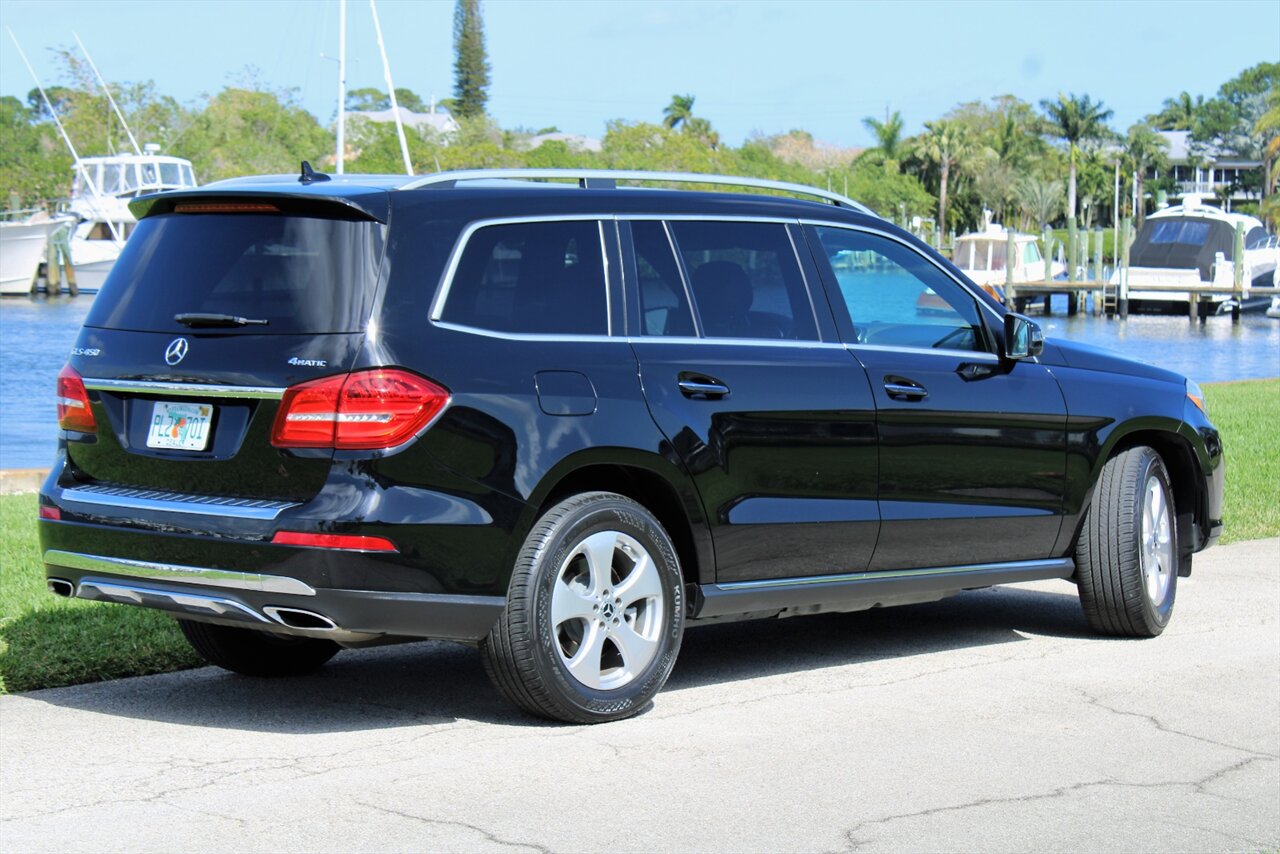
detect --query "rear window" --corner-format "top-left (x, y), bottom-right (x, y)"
top-left (85, 212), bottom-right (385, 335)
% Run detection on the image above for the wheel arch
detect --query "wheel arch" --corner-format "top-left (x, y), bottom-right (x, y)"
top-left (1073, 421), bottom-right (1206, 575)
top-left (521, 450), bottom-right (713, 589)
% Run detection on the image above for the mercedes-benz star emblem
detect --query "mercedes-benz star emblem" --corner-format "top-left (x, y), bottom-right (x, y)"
top-left (164, 337), bottom-right (189, 366)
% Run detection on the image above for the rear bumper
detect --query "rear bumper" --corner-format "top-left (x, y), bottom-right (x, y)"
top-left (43, 549), bottom-right (505, 643)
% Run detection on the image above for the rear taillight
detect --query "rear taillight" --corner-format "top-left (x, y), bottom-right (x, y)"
top-left (56, 365), bottom-right (96, 433)
top-left (270, 369), bottom-right (450, 450)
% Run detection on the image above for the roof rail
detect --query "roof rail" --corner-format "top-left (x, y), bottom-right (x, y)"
top-left (399, 168), bottom-right (878, 216)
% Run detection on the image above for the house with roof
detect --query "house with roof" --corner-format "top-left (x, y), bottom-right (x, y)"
top-left (1154, 130), bottom-right (1263, 207)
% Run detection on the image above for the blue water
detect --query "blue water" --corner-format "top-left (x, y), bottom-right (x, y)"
top-left (1, 293), bottom-right (1277, 470)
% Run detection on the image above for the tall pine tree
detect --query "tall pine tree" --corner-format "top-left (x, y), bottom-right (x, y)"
top-left (453, 0), bottom-right (490, 119)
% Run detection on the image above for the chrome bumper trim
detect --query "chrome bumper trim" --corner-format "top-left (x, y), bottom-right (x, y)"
top-left (77, 579), bottom-right (272, 624)
top-left (44, 550), bottom-right (316, 596)
top-left (82, 378), bottom-right (285, 399)
top-left (61, 484), bottom-right (298, 521)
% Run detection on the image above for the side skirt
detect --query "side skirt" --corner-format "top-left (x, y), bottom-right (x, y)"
top-left (691, 557), bottom-right (1075, 621)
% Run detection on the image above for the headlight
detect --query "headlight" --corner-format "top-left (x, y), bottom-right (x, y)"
top-left (1186, 379), bottom-right (1207, 415)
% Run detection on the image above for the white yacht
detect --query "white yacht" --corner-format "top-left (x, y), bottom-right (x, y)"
top-left (0, 212), bottom-right (75, 296)
top-left (938, 224), bottom-right (1065, 308)
top-left (1114, 196), bottom-right (1278, 313)
top-left (62, 147), bottom-right (197, 293)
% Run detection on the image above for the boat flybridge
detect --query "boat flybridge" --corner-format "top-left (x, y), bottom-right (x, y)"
top-left (64, 145), bottom-right (198, 293)
top-left (1114, 195), bottom-right (1279, 313)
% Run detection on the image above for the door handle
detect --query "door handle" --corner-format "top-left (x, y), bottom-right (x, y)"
top-left (883, 376), bottom-right (928, 401)
top-left (678, 377), bottom-right (730, 399)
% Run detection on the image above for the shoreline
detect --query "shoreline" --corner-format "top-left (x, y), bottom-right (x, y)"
top-left (0, 469), bottom-right (47, 495)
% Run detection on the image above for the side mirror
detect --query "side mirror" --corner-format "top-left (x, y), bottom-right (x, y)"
top-left (1003, 313), bottom-right (1043, 360)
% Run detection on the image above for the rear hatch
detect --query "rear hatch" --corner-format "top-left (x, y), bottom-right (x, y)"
top-left (62, 198), bottom-right (386, 502)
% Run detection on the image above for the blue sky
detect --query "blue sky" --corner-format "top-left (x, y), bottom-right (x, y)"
top-left (1, 0), bottom-right (1277, 149)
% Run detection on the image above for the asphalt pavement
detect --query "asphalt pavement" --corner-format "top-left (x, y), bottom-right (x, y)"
top-left (2, 537), bottom-right (1277, 852)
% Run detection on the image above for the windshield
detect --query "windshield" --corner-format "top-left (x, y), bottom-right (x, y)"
top-left (85, 212), bottom-right (385, 335)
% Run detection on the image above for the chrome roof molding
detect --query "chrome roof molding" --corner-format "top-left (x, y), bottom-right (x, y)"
top-left (400, 168), bottom-right (880, 218)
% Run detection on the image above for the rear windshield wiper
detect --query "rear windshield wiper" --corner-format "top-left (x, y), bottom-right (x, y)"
top-left (174, 312), bottom-right (269, 328)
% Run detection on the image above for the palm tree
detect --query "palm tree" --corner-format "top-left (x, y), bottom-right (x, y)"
top-left (1040, 93), bottom-right (1114, 220)
top-left (1149, 92), bottom-right (1205, 131)
top-left (662, 94), bottom-right (695, 131)
top-left (861, 110), bottom-right (905, 162)
top-left (1015, 176), bottom-right (1064, 231)
top-left (684, 116), bottom-right (720, 150)
top-left (915, 120), bottom-right (972, 233)
top-left (1124, 124), bottom-right (1170, 226)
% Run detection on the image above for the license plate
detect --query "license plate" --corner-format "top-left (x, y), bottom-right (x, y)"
top-left (146, 401), bottom-right (213, 451)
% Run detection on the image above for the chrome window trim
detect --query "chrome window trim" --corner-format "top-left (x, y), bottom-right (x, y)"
top-left (799, 219), bottom-right (1008, 327)
top-left (43, 549), bottom-right (316, 596)
top-left (82, 379), bottom-right (285, 399)
top-left (60, 484), bottom-right (299, 521)
top-left (432, 320), bottom-right (619, 343)
top-left (429, 215), bottom-right (613, 330)
top-left (716, 557), bottom-right (1074, 591)
top-left (847, 343), bottom-right (1002, 361)
top-left (626, 336), bottom-right (847, 351)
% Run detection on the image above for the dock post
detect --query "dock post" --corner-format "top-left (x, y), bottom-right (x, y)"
top-left (1119, 217), bottom-right (1131, 319)
top-left (1005, 228), bottom-right (1017, 310)
top-left (1231, 221), bottom-right (1244, 325)
top-left (45, 230), bottom-right (62, 295)
top-left (1067, 216), bottom-right (1077, 284)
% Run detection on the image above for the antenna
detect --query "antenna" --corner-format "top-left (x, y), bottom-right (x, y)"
top-left (6, 27), bottom-right (124, 245)
top-left (369, 0), bottom-right (412, 176)
top-left (73, 31), bottom-right (142, 156)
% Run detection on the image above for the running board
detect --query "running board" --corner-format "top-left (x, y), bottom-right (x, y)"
top-left (693, 558), bottom-right (1075, 620)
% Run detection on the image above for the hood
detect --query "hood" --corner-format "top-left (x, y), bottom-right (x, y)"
top-left (1039, 338), bottom-right (1186, 385)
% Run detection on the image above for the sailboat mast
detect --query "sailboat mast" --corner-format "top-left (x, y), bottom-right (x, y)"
top-left (336, 0), bottom-right (346, 175)
top-left (6, 27), bottom-right (123, 245)
top-left (74, 32), bottom-right (143, 156)
top-left (369, 0), bottom-right (413, 176)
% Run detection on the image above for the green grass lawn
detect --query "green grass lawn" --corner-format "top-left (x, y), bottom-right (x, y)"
top-left (1, 377), bottom-right (1276, 694)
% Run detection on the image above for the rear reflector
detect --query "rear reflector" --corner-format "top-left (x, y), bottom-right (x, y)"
top-left (38, 506), bottom-right (61, 521)
top-left (272, 531), bottom-right (398, 552)
top-left (56, 365), bottom-right (97, 433)
top-left (271, 368), bottom-right (450, 450)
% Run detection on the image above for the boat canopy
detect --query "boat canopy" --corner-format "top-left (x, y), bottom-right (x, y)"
top-left (1130, 216), bottom-right (1235, 280)
top-left (71, 154), bottom-right (197, 200)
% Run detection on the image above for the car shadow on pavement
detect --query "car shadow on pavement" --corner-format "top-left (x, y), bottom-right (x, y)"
top-left (26, 584), bottom-right (1089, 733)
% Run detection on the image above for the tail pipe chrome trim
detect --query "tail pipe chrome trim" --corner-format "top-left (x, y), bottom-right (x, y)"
top-left (43, 550), bottom-right (315, 596)
top-left (48, 578), bottom-right (74, 597)
top-left (263, 606), bottom-right (339, 632)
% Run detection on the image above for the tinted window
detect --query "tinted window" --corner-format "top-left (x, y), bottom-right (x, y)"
top-left (670, 221), bottom-right (817, 340)
top-left (631, 221), bottom-right (695, 336)
top-left (814, 227), bottom-right (987, 352)
top-left (86, 213), bottom-right (384, 335)
top-left (441, 220), bottom-right (607, 335)
top-left (1150, 220), bottom-right (1210, 246)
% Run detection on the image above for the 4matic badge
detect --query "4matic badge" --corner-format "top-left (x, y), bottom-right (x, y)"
top-left (288, 357), bottom-right (327, 368)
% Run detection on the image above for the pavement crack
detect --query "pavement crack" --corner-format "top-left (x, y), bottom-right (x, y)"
top-left (1075, 688), bottom-right (1277, 758)
top-left (354, 801), bottom-right (552, 853)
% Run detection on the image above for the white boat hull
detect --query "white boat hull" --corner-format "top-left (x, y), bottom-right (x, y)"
top-left (0, 219), bottom-right (66, 296)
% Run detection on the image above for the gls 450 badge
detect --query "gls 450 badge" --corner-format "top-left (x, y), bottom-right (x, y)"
top-left (288, 357), bottom-right (327, 368)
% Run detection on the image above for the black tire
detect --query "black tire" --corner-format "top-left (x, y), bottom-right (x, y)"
top-left (178, 620), bottom-right (340, 677)
top-left (1074, 446), bottom-right (1178, 637)
top-left (481, 492), bottom-right (685, 724)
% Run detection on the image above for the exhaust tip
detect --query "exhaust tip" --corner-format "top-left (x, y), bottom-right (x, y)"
top-left (48, 578), bottom-right (74, 598)
top-left (263, 606), bottom-right (338, 632)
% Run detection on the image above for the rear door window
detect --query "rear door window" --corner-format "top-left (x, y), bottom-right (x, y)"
top-left (631, 220), bottom-right (696, 336)
top-left (439, 220), bottom-right (608, 335)
top-left (668, 221), bottom-right (818, 341)
top-left (86, 212), bottom-right (385, 335)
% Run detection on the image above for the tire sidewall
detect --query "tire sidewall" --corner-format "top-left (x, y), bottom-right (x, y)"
top-left (527, 496), bottom-right (684, 721)
top-left (1131, 451), bottom-right (1177, 628)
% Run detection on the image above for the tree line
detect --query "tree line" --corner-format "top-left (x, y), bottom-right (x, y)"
top-left (2, 47), bottom-right (1275, 233)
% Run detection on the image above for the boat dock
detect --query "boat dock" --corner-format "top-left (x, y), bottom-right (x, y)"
top-left (1008, 280), bottom-right (1280, 320)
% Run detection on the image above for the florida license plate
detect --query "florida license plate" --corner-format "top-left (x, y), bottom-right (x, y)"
top-left (146, 401), bottom-right (213, 451)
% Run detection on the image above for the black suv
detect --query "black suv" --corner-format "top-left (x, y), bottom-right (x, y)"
top-left (39, 168), bottom-right (1224, 723)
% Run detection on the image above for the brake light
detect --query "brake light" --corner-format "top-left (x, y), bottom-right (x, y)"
top-left (39, 506), bottom-right (61, 521)
top-left (272, 531), bottom-right (398, 552)
top-left (56, 365), bottom-right (97, 433)
top-left (270, 369), bottom-right (450, 450)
